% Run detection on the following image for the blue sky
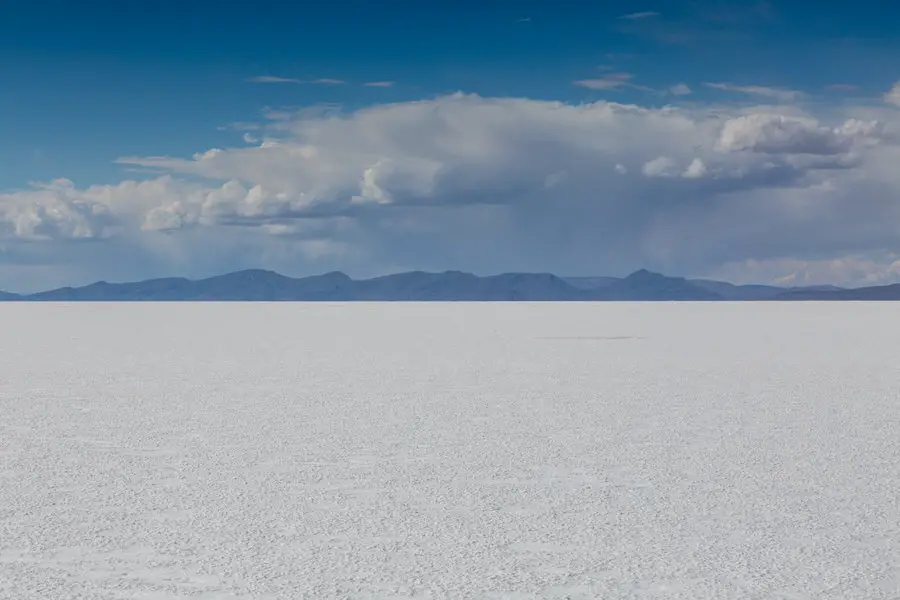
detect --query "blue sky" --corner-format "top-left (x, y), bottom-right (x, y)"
top-left (2, 0), bottom-right (900, 291)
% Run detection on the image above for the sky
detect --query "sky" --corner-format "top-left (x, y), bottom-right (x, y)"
top-left (2, 0), bottom-right (900, 292)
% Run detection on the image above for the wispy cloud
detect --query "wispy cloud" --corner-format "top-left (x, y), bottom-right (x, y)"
top-left (574, 79), bottom-right (629, 90)
top-left (618, 11), bottom-right (660, 20)
top-left (247, 76), bottom-right (348, 85)
top-left (363, 81), bottom-right (395, 88)
top-left (515, 17), bottom-right (531, 22)
top-left (574, 73), bottom-right (634, 90)
top-left (669, 83), bottom-right (692, 96)
top-left (704, 82), bottom-right (804, 101)
top-left (247, 75), bottom-right (301, 84)
top-left (261, 107), bottom-right (298, 121)
top-left (217, 122), bottom-right (262, 132)
top-left (573, 73), bottom-right (654, 92)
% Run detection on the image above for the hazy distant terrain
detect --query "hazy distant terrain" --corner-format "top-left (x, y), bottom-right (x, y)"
top-left (9, 267), bottom-right (900, 301)
top-left (2, 303), bottom-right (898, 599)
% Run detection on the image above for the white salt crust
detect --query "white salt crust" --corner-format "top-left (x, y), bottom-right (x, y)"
top-left (1, 302), bottom-right (898, 599)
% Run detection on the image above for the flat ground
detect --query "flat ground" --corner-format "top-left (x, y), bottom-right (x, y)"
top-left (1, 303), bottom-right (898, 599)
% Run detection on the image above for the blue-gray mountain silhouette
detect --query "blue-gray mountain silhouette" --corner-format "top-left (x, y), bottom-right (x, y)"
top-left (590, 269), bottom-right (720, 301)
top-left (2, 268), bottom-right (897, 301)
top-left (772, 283), bottom-right (900, 301)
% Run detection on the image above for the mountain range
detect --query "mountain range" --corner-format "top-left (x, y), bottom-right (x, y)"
top-left (1, 268), bottom-right (898, 301)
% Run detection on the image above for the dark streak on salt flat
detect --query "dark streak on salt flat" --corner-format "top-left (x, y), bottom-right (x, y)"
top-left (536, 335), bottom-right (644, 341)
top-left (1, 302), bottom-right (899, 599)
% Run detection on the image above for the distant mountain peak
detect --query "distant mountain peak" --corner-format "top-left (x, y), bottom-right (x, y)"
top-left (224, 268), bottom-right (282, 278)
top-left (625, 268), bottom-right (676, 281)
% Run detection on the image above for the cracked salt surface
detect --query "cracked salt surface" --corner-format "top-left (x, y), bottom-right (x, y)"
top-left (1, 302), bottom-right (898, 599)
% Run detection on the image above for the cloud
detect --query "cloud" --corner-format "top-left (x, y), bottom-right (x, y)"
top-left (247, 76), bottom-right (301, 84)
top-left (246, 76), bottom-right (347, 86)
top-left (682, 158), bottom-right (707, 178)
top-left (0, 178), bottom-right (114, 241)
top-left (618, 11), bottom-right (660, 19)
top-left (573, 73), bottom-right (640, 91)
top-left (642, 156), bottom-right (679, 177)
top-left (669, 83), bottom-right (692, 96)
top-left (715, 113), bottom-right (879, 155)
top-left (704, 82), bottom-right (804, 101)
top-left (219, 122), bottom-right (262, 132)
top-left (573, 79), bottom-right (628, 90)
top-left (710, 253), bottom-right (900, 288)
top-left (885, 82), bottom-right (900, 106)
top-left (364, 81), bottom-right (395, 88)
top-left (1, 92), bottom-right (898, 291)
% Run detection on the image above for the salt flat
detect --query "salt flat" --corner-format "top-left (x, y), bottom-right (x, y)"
top-left (1, 302), bottom-right (898, 599)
